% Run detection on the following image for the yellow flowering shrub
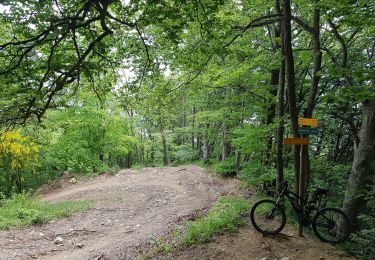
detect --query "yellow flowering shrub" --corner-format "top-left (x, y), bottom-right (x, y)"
top-left (0, 130), bottom-right (39, 192)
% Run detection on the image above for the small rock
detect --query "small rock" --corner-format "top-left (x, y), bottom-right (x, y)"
top-left (76, 243), bottom-right (84, 248)
top-left (136, 224), bottom-right (142, 228)
top-left (100, 222), bottom-right (105, 225)
top-left (69, 178), bottom-right (77, 184)
top-left (280, 257), bottom-right (290, 260)
top-left (54, 236), bottom-right (64, 244)
top-left (260, 258), bottom-right (269, 260)
top-left (178, 181), bottom-right (182, 185)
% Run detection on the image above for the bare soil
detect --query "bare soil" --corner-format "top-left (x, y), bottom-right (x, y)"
top-left (0, 166), bottom-right (235, 260)
top-left (0, 165), bottom-right (354, 260)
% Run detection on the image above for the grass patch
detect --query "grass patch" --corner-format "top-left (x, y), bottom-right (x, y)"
top-left (141, 196), bottom-right (250, 259)
top-left (0, 193), bottom-right (92, 230)
top-left (182, 196), bottom-right (250, 246)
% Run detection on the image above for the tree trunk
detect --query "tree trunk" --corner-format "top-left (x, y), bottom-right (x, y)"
top-left (191, 107), bottom-right (196, 150)
top-left (222, 119), bottom-right (230, 161)
top-left (283, 0), bottom-right (300, 193)
top-left (202, 123), bottom-right (210, 164)
top-left (339, 100), bottom-right (375, 232)
top-left (236, 151), bottom-right (241, 171)
top-left (159, 121), bottom-right (170, 166)
top-left (303, 0), bottom-right (322, 193)
top-left (263, 69), bottom-right (278, 166)
top-left (276, 7), bottom-right (285, 192)
top-left (181, 96), bottom-right (186, 145)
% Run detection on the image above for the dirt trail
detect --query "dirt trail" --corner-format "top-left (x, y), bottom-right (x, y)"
top-left (156, 226), bottom-right (354, 260)
top-left (0, 165), bottom-right (235, 260)
top-left (0, 165), bottom-right (354, 260)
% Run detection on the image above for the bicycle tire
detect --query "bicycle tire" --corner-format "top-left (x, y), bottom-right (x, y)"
top-left (250, 199), bottom-right (286, 235)
top-left (312, 207), bottom-right (350, 244)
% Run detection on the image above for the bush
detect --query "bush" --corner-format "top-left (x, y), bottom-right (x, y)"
top-left (214, 158), bottom-right (238, 177)
top-left (0, 130), bottom-right (40, 196)
top-left (310, 158), bottom-right (351, 207)
top-left (341, 186), bottom-right (375, 259)
top-left (171, 145), bottom-right (198, 165)
top-left (348, 224), bottom-right (375, 259)
top-left (238, 161), bottom-right (294, 188)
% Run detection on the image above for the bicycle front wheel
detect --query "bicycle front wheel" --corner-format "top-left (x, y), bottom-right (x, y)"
top-left (312, 207), bottom-right (350, 244)
top-left (250, 199), bottom-right (286, 235)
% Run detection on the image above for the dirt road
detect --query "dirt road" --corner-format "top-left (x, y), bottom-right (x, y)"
top-left (0, 165), bottom-right (235, 260)
top-left (0, 166), bottom-right (355, 260)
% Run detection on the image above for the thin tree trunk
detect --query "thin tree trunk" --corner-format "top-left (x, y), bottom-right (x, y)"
top-left (191, 107), bottom-right (196, 150)
top-left (236, 151), bottom-right (241, 171)
top-left (222, 120), bottom-right (228, 161)
top-left (276, 0), bottom-right (285, 192)
top-left (181, 96), bottom-right (186, 145)
top-left (222, 88), bottom-right (230, 161)
top-left (159, 120), bottom-right (170, 166)
top-left (202, 123), bottom-right (210, 164)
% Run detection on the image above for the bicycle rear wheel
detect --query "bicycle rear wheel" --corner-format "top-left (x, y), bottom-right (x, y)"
top-left (312, 207), bottom-right (350, 244)
top-left (250, 199), bottom-right (286, 235)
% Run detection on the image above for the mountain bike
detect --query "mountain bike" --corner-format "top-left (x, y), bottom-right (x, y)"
top-left (250, 181), bottom-right (350, 244)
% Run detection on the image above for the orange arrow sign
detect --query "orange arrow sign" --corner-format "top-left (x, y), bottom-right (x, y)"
top-left (283, 137), bottom-right (310, 145)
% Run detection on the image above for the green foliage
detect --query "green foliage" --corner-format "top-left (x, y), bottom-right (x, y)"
top-left (347, 220), bottom-right (375, 259)
top-left (39, 103), bottom-right (136, 174)
top-left (182, 196), bottom-right (250, 246)
top-left (342, 187), bottom-right (375, 259)
top-left (0, 193), bottom-right (91, 229)
top-left (214, 157), bottom-right (238, 177)
top-left (0, 1), bottom-right (374, 258)
top-left (238, 161), bottom-right (294, 188)
top-left (232, 124), bottom-right (273, 156)
top-left (310, 158), bottom-right (351, 206)
top-left (171, 145), bottom-right (198, 165)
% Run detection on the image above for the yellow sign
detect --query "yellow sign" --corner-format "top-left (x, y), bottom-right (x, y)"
top-left (298, 118), bottom-right (318, 127)
top-left (283, 138), bottom-right (310, 145)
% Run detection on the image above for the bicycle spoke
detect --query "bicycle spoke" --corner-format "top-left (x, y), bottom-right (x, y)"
top-left (313, 208), bottom-right (350, 243)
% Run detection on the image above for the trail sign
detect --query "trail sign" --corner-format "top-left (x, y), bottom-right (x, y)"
top-left (298, 118), bottom-right (318, 127)
top-left (283, 137), bottom-right (310, 145)
top-left (298, 126), bottom-right (319, 135)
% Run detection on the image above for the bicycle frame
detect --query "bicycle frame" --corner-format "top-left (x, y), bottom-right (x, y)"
top-left (275, 183), bottom-right (312, 225)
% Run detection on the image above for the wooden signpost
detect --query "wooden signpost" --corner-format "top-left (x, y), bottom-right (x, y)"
top-left (284, 117), bottom-right (319, 237)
